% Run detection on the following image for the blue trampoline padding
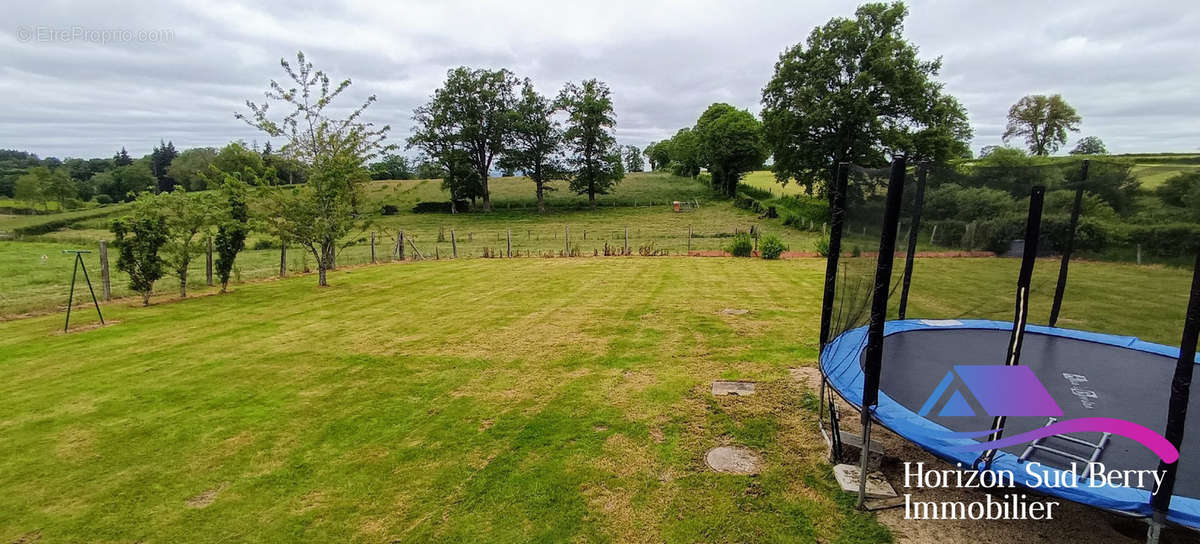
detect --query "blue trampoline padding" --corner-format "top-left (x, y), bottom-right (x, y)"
top-left (820, 319), bottom-right (1200, 528)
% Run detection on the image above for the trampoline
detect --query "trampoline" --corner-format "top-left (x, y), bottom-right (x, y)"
top-left (821, 318), bottom-right (1200, 526)
top-left (813, 157), bottom-right (1200, 542)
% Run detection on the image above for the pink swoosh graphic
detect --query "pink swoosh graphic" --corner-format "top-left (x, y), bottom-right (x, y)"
top-left (949, 417), bottom-right (1179, 463)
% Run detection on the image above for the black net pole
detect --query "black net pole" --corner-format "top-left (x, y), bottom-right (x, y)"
top-left (897, 164), bottom-right (927, 320)
top-left (862, 156), bottom-right (908, 414)
top-left (819, 162), bottom-right (851, 351)
top-left (1049, 160), bottom-right (1088, 328)
top-left (1149, 250), bottom-right (1200, 527)
top-left (64, 253), bottom-right (79, 333)
top-left (818, 162), bottom-right (850, 462)
top-left (976, 185), bottom-right (1046, 469)
top-left (857, 156), bottom-right (907, 507)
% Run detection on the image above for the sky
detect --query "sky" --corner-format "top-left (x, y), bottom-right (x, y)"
top-left (2, 0), bottom-right (1198, 160)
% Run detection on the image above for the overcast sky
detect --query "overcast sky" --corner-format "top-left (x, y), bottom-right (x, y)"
top-left (2, 0), bottom-right (1198, 160)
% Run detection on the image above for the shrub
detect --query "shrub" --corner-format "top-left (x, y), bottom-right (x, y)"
top-left (1126, 223), bottom-right (1200, 256)
top-left (760, 234), bottom-right (788, 259)
top-left (412, 200), bottom-right (469, 213)
top-left (95, 194), bottom-right (114, 205)
top-left (725, 232), bottom-right (753, 257)
top-left (381, 203), bottom-right (399, 215)
top-left (252, 238), bottom-right (280, 250)
top-left (814, 236), bottom-right (830, 257)
top-left (697, 172), bottom-right (712, 186)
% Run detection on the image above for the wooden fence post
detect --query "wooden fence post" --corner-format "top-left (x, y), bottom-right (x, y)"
top-left (506, 228), bottom-right (512, 257)
top-left (1137, 243), bottom-right (1143, 265)
top-left (565, 225), bottom-right (570, 255)
top-left (206, 237), bottom-right (214, 286)
top-left (687, 226), bottom-right (692, 253)
top-left (929, 224), bottom-right (938, 245)
top-left (279, 244), bottom-right (287, 277)
top-left (451, 229), bottom-right (458, 258)
top-left (624, 226), bottom-right (629, 255)
top-left (99, 240), bottom-right (111, 301)
top-left (370, 231), bottom-right (376, 263)
top-left (398, 229), bottom-right (405, 260)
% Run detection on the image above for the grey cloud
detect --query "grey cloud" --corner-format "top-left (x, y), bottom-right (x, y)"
top-left (2, 0), bottom-right (1197, 159)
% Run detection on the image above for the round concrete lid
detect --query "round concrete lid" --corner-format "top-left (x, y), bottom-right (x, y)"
top-left (705, 446), bottom-right (761, 475)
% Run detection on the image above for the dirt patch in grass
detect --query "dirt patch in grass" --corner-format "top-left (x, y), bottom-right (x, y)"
top-left (186, 483), bottom-right (228, 508)
top-left (54, 428), bottom-right (96, 459)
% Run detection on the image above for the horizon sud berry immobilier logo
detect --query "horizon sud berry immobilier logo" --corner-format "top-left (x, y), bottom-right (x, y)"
top-left (899, 365), bottom-right (1179, 521)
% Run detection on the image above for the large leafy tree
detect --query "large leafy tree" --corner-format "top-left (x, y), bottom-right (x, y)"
top-left (623, 145), bottom-right (645, 173)
top-left (368, 154), bottom-right (415, 180)
top-left (644, 141), bottom-right (670, 171)
top-left (760, 2), bottom-right (971, 195)
top-left (1070, 136), bottom-right (1107, 155)
top-left (694, 103), bottom-right (768, 197)
top-left (558, 79), bottom-right (622, 208)
top-left (409, 67), bottom-right (518, 211)
top-left (168, 147), bottom-right (218, 191)
top-left (666, 127), bottom-right (701, 178)
top-left (1003, 94), bottom-right (1081, 156)
top-left (238, 51), bottom-right (392, 287)
top-left (499, 79), bottom-right (564, 213)
top-left (15, 166), bottom-right (75, 209)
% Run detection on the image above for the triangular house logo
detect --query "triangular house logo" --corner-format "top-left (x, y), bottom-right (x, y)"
top-left (918, 365), bottom-right (1063, 418)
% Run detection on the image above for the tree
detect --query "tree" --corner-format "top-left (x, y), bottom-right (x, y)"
top-left (213, 173), bottom-right (251, 292)
top-left (206, 142), bottom-right (273, 187)
top-left (622, 145), bottom-right (645, 173)
top-left (368, 154), bottom-right (415, 180)
top-left (95, 162), bottom-right (155, 202)
top-left (111, 201), bottom-right (168, 306)
top-left (499, 79), bottom-right (564, 213)
top-left (558, 79), bottom-right (622, 208)
top-left (667, 127), bottom-right (701, 177)
top-left (760, 2), bottom-right (970, 195)
top-left (1158, 172), bottom-right (1200, 208)
top-left (14, 167), bottom-right (48, 208)
top-left (150, 140), bottom-right (178, 192)
top-left (408, 67), bottom-right (518, 211)
top-left (1003, 94), bottom-right (1081, 156)
top-left (645, 141), bottom-right (671, 171)
top-left (694, 103), bottom-right (768, 197)
top-left (1070, 136), bottom-right (1107, 155)
top-left (416, 159), bottom-right (446, 180)
top-left (168, 147), bottom-right (218, 191)
top-left (43, 167), bottom-right (76, 208)
top-left (156, 190), bottom-right (220, 297)
top-left (238, 51), bottom-right (391, 287)
top-left (113, 147), bottom-right (134, 166)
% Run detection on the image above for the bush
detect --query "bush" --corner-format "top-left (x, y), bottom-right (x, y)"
top-left (252, 238), bottom-right (280, 250)
top-left (1126, 223), bottom-right (1200, 257)
top-left (697, 172), bottom-right (712, 186)
top-left (725, 232), bottom-right (753, 257)
top-left (412, 200), bottom-right (469, 213)
top-left (95, 194), bottom-right (114, 205)
top-left (381, 204), bottom-right (399, 215)
top-left (760, 234), bottom-right (787, 259)
top-left (814, 236), bottom-right (830, 257)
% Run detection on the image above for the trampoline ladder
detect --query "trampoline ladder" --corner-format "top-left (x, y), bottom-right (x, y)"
top-left (1017, 417), bottom-right (1111, 466)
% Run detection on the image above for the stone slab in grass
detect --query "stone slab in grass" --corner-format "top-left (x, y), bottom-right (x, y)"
top-left (712, 380), bottom-right (755, 396)
top-left (832, 464), bottom-right (897, 498)
top-left (705, 446), bottom-right (761, 475)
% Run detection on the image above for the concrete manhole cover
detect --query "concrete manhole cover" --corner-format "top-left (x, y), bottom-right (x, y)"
top-left (712, 381), bottom-right (755, 396)
top-left (705, 446), bottom-right (761, 475)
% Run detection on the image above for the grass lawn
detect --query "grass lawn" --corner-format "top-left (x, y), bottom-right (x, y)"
top-left (1130, 163), bottom-right (1200, 189)
top-left (0, 256), bottom-right (1193, 542)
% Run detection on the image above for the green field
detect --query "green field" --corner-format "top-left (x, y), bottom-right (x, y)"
top-left (1130, 163), bottom-right (1200, 189)
top-left (0, 256), bottom-right (1193, 542)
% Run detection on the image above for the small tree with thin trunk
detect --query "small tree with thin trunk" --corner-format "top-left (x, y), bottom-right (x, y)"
top-left (558, 79), bottom-right (622, 208)
top-left (214, 172), bottom-right (250, 292)
top-left (157, 190), bottom-right (220, 297)
top-left (500, 79), bottom-right (564, 214)
top-left (237, 51), bottom-right (392, 286)
top-left (111, 202), bottom-right (168, 306)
